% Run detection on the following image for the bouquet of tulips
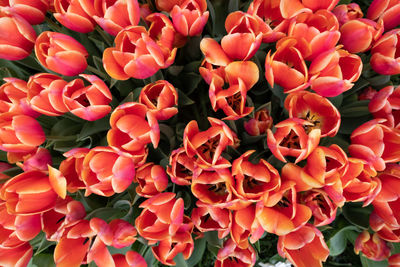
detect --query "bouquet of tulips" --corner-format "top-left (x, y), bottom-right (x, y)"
top-left (0, 0), bottom-right (400, 266)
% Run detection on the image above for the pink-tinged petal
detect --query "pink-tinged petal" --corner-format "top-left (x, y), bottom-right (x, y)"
top-left (280, 0), bottom-right (312, 19)
top-left (12, 115), bottom-right (45, 146)
top-left (14, 214), bottom-right (41, 241)
top-left (46, 51), bottom-right (88, 76)
top-left (200, 38), bottom-right (231, 66)
top-left (112, 156), bottom-right (135, 193)
top-left (126, 251), bottom-right (147, 267)
top-left (0, 243), bottom-right (33, 267)
top-left (48, 165), bottom-right (67, 199)
top-left (103, 48), bottom-right (130, 80)
top-left (53, 13), bottom-right (95, 33)
top-left (87, 237), bottom-right (115, 267)
top-left (54, 236), bottom-right (90, 267)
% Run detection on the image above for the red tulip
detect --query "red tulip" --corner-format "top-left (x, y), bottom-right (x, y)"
top-left (8, 147), bottom-right (52, 172)
top-left (215, 238), bottom-right (256, 267)
top-left (278, 224), bottom-right (329, 267)
top-left (58, 148), bottom-right (89, 193)
top-left (301, 189), bottom-right (337, 226)
top-left (35, 31), bottom-right (88, 76)
top-left (191, 203), bottom-right (231, 238)
top-left (103, 26), bottom-right (177, 80)
top-left (354, 231), bottom-right (390, 261)
top-left (135, 162), bottom-right (168, 198)
top-left (244, 108), bottom-right (273, 136)
top-left (0, 242), bottom-right (32, 267)
top-left (167, 147), bottom-right (195, 186)
top-left (332, 3), bottom-right (363, 25)
top-left (170, 0), bottom-right (209, 36)
top-left (93, 0), bottom-right (141, 36)
top-left (62, 74), bottom-right (112, 121)
top-left (370, 29), bottom-right (400, 76)
top-left (53, 0), bottom-right (97, 33)
top-left (0, 7), bottom-right (36, 60)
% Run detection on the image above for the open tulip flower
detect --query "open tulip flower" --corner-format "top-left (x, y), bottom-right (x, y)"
top-left (370, 29), bottom-right (400, 76)
top-left (369, 85), bottom-right (400, 128)
top-left (332, 3), bottom-right (363, 25)
top-left (0, 0), bottom-right (48, 25)
top-left (367, 0), bottom-right (400, 31)
top-left (355, 231), bottom-right (391, 261)
top-left (170, 0), bottom-right (209, 37)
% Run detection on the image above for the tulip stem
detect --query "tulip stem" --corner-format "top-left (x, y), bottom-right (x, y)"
top-left (45, 17), bottom-right (65, 34)
top-left (86, 65), bottom-right (108, 80)
top-left (95, 26), bottom-right (113, 47)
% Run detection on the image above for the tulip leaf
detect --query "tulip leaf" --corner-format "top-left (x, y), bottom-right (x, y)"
top-left (28, 254), bottom-right (56, 267)
top-left (85, 207), bottom-right (126, 221)
top-left (342, 202), bottom-right (373, 229)
top-left (368, 75), bottom-right (391, 88)
top-left (77, 116), bottom-right (110, 141)
top-left (178, 88), bottom-right (195, 106)
top-left (2, 166), bottom-right (23, 177)
top-left (144, 247), bottom-right (157, 266)
top-left (360, 255), bottom-right (388, 267)
top-left (327, 226), bottom-right (359, 256)
top-left (327, 94), bottom-right (343, 108)
top-left (204, 231), bottom-right (222, 247)
top-left (339, 115), bottom-right (372, 135)
top-left (174, 253), bottom-right (189, 267)
top-left (107, 245), bottom-right (131, 255)
top-left (206, 0), bottom-right (216, 35)
top-left (187, 238), bottom-right (206, 266)
top-left (180, 73), bottom-right (202, 95)
top-left (344, 78), bottom-right (369, 96)
top-left (228, 0), bottom-right (239, 12)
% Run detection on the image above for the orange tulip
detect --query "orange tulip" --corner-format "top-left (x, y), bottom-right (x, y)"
top-left (112, 251), bottom-right (147, 267)
top-left (103, 26), bottom-right (177, 80)
top-left (215, 238), bottom-right (256, 267)
top-left (367, 0), bottom-right (400, 31)
top-left (62, 74), bottom-right (112, 121)
top-left (349, 119), bottom-right (400, 171)
top-left (267, 118), bottom-right (321, 163)
top-left (370, 29), bottom-right (400, 76)
top-left (27, 73), bottom-right (69, 116)
top-left (184, 117), bottom-right (237, 169)
top-left (53, 0), bottom-right (97, 33)
top-left (265, 38), bottom-right (309, 93)
top-left (232, 150), bottom-right (280, 203)
top-left (155, 0), bottom-right (183, 12)
top-left (93, 0), bottom-right (141, 36)
top-left (389, 254), bottom-right (400, 267)
top-left (287, 10), bottom-right (340, 60)
top-left (280, 0), bottom-right (339, 19)
top-left (278, 224), bottom-right (329, 267)
top-left (0, 170), bottom-right (66, 215)
top-left (0, 113), bottom-right (45, 153)
top-left (0, 78), bottom-right (39, 117)
top-left (0, 7), bottom-right (36, 60)
top-left (285, 91), bottom-right (341, 137)
top-left (139, 80), bottom-right (178, 120)
top-left (57, 148), bottom-right (89, 193)
top-left (246, 0), bottom-right (289, 43)
top-left (369, 86), bottom-right (399, 128)
top-left (191, 203), bottom-right (231, 238)
top-left (35, 31), bottom-right (88, 76)
top-left (339, 18), bottom-right (383, 53)
top-left (147, 12), bottom-right (181, 50)
top-left (134, 162), bottom-right (168, 198)
top-left (370, 211), bottom-right (400, 242)
top-left (309, 48), bottom-right (362, 97)
top-left (135, 193), bottom-right (185, 241)
top-left (8, 147), bottom-right (52, 172)
top-left (167, 147), bottom-right (195, 186)
top-left (257, 182), bottom-right (312, 236)
top-left (332, 3), bottom-right (363, 25)
top-left (220, 11), bottom-right (262, 61)
top-left (244, 108), bottom-right (273, 136)
top-left (170, 0), bottom-right (209, 36)
top-left (107, 102), bottom-right (159, 154)
top-left (354, 231), bottom-right (390, 261)
top-left (0, 242), bottom-right (32, 267)
top-left (300, 189), bottom-right (337, 226)
top-left (1, 0), bottom-right (48, 25)
top-left (81, 146), bottom-right (136, 197)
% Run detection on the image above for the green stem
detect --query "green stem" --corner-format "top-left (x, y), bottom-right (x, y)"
top-left (86, 65), bottom-right (107, 80)
top-left (45, 135), bottom-right (78, 141)
top-left (95, 26), bottom-right (113, 47)
top-left (45, 17), bottom-right (65, 34)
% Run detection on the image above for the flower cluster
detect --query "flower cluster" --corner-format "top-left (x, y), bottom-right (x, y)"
top-left (0, 0), bottom-right (400, 266)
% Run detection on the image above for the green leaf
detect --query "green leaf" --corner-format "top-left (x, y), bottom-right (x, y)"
top-left (206, 0), bottom-right (216, 35)
top-left (85, 207), bottom-right (125, 221)
top-left (270, 84), bottom-right (286, 107)
top-left (174, 253), bottom-right (189, 267)
top-left (51, 118), bottom-right (82, 137)
top-left (328, 94), bottom-right (343, 108)
top-left (360, 255), bottom-right (388, 267)
top-left (178, 88), bottom-right (195, 106)
top-left (204, 231), bottom-right (222, 248)
top-left (368, 75), bottom-right (391, 87)
top-left (228, 0), bottom-right (239, 12)
top-left (30, 254), bottom-right (56, 267)
top-left (327, 226), bottom-right (359, 256)
top-left (78, 116), bottom-right (110, 141)
top-left (180, 73), bottom-right (202, 95)
top-left (187, 238), bottom-right (206, 266)
top-left (342, 203), bottom-right (373, 229)
top-left (144, 247), bottom-right (157, 266)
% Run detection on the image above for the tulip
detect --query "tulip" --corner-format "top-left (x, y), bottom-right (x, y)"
top-left (147, 13), bottom-right (182, 49)
top-left (267, 118), bottom-right (321, 163)
top-left (244, 108), bottom-right (273, 136)
top-left (8, 147), bottom-right (52, 172)
top-left (27, 73), bottom-right (69, 116)
top-left (57, 148), bottom-right (89, 193)
top-left (280, 0), bottom-right (340, 19)
top-left (332, 3), bottom-right (363, 25)
top-left (349, 119), bottom-right (400, 171)
top-left (0, 113), bottom-right (45, 153)
top-left (191, 203), bottom-right (231, 238)
top-left (265, 38), bottom-right (309, 93)
top-left (170, 0), bottom-right (209, 36)
top-left (389, 254), bottom-right (400, 267)
top-left (370, 211), bottom-right (400, 242)
top-left (278, 224), bottom-right (329, 267)
top-left (199, 38), bottom-right (232, 67)
top-left (1, 0), bottom-right (48, 25)
top-left (285, 91), bottom-right (341, 137)
top-left (155, 0), bottom-right (183, 12)
top-left (93, 0), bottom-right (141, 36)
top-left (246, 0), bottom-right (289, 43)
top-left (220, 11), bottom-right (262, 60)
top-left (139, 80), bottom-right (178, 120)
top-left (0, 170), bottom-right (66, 215)
top-left (0, 7), bottom-right (36, 60)
top-left (339, 18), bottom-right (383, 53)
top-left (81, 146), bottom-right (136, 197)
top-left (301, 189), bottom-right (337, 226)
top-left (62, 74), bottom-right (112, 121)
top-left (53, 0), bottom-right (97, 33)
top-left (167, 147), bottom-right (195, 186)
top-left (309, 48), bottom-right (362, 97)
top-left (257, 182), bottom-right (312, 236)
top-left (370, 29), bottom-right (400, 76)
top-left (35, 31), bottom-right (88, 76)
top-left (135, 193), bottom-right (185, 241)
top-left (134, 163), bottom-right (168, 198)
top-left (0, 243), bottom-right (32, 267)
top-left (215, 238), bottom-right (257, 267)
top-left (107, 102), bottom-right (159, 154)
top-left (103, 26), bottom-right (177, 80)
top-left (354, 231), bottom-right (390, 261)
top-left (112, 251), bottom-right (147, 267)
top-left (0, 78), bottom-right (39, 117)
top-left (184, 117), bottom-right (237, 169)
top-left (232, 150), bottom-right (280, 203)
top-left (369, 85), bottom-right (400, 128)
top-left (367, 0), bottom-right (400, 31)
